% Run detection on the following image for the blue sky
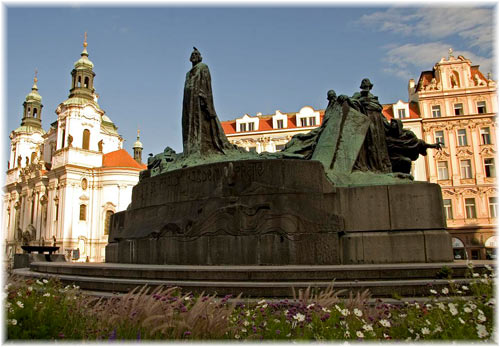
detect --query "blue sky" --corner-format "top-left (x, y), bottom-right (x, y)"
top-left (3, 4), bottom-right (496, 159)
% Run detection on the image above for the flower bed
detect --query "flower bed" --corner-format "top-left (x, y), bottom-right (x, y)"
top-left (5, 263), bottom-right (495, 341)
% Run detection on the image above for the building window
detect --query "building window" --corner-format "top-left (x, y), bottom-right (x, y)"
top-left (55, 203), bottom-right (59, 221)
top-left (435, 130), bottom-right (445, 147)
top-left (437, 161), bottom-right (449, 180)
top-left (460, 159), bottom-right (473, 179)
top-left (431, 105), bottom-right (441, 118)
top-left (309, 117), bottom-right (316, 126)
top-left (443, 199), bottom-right (453, 219)
top-left (248, 122), bottom-right (254, 131)
top-left (79, 204), bottom-right (87, 221)
top-left (454, 103), bottom-right (464, 116)
top-left (82, 129), bottom-right (90, 150)
top-left (104, 210), bottom-right (114, 235)
top-left (465, 198), bottom-right (477, 219)
top-left (477, 101), bottom-right (487, 114)
top-left (84, 76), bottom-right (90, 88)
top-left (480, 127), bottom-right (491, 145)
top-left (61, 129), bottom-right (66, 148)
top-left (457, 129), bottom-right (468, 146)
top-left (489, 197), bottom-right (497, 218)
top-left (276, 119), bottom-right (284, 129)
top-left (484, 158), bottom-right (496, 178)
top-left (300, 118), bottom-right (307, 127)
top-left (398, 109), bottom-right (407, 118)
top-left (30, 199), bottom-right (35, 224)
top-left (239, 123), bottom-right (247, 132)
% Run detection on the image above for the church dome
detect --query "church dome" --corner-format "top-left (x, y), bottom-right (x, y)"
top-left (74, 52), bottom-right (94, 70)
top-left (25, 79), bottom-right (42, 102)
top-left (133, 138), bottom-right (143, 149)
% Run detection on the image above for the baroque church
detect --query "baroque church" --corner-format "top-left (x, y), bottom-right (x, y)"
top-left (3, 37), bottom-right (145, 262)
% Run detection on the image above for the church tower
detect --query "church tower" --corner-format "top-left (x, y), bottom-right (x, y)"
top-left (133, 129), bottom-right (143, 164)
top-left (68, 32), bottom-right (96, 102)
top-left (8, 72), bottom-right (45, 170)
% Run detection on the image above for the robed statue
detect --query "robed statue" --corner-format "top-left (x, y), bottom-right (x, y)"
top-left (182, 47), bottom-right (235, 156)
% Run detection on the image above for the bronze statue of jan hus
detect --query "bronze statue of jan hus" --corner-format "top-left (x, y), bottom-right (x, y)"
top-left (181, 47), bottom-right (235, 157)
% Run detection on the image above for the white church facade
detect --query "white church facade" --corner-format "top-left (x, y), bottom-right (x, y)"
top-left (3, 37), bottom-right (145, 263)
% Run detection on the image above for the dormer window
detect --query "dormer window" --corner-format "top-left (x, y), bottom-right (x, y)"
top-left (277, 120), bottom-right (284, 129)
top-left (272, 111), bottom-right (288, 129)
top-left (309, 117), bottom-right (316, 126)
top-left (236, 114), bottom-right (259, 133)
top-left (239, 123), bottom-right (247, 132)
top-left (398, 109), bottom-right (407, 118)
top-left (296, 106), bottom-right (320, 128)
top-left (300, 118), bottom-right (307, 127)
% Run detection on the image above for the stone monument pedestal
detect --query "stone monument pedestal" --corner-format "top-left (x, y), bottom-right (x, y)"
top-left (106, 159), bottom-right (452, 265)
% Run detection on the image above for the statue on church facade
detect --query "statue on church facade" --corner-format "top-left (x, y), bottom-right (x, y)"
top-left (182, 47), bottom-right (236, 157)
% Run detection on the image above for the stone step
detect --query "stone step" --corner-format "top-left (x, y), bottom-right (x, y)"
top-left (28, 261), bottom-right (488, 282)
top-left (13, 267), bottom-right (481, 298)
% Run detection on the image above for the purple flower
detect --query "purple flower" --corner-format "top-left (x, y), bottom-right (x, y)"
top-left (321, 313), bottom-right (330, 321)
top-left (184, 331), bottom-right (191, 337)
top-left (136, 331), bottom-right (141, 340)
top-left (58, 332), bottom-right (65, 339)
top-left (276, 329), bottom-right (281, 335)
top-left (109, 329), bottom-right (117, 341)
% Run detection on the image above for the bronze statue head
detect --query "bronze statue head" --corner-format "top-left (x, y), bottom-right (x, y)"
top-left (327, 89), bottom-right (337, 102)
top-left (190, 47), bottom-right (202, 65)
top-left (360, 78), bottom-right (373, 91)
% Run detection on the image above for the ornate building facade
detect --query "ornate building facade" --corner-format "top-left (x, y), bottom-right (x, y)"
top-left (3, 37), bottom-right (145, 262)
top-left (221, 52), bottom-right (497, 260)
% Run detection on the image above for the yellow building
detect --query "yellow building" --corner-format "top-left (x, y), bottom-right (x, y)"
top-left (221, 52), bottom-right (496, 260)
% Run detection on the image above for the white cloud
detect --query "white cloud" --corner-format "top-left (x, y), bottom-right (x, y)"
top-left (384, 42), bottom-right (493, 80)
top-left (359, 7), bottom-right (494, 52)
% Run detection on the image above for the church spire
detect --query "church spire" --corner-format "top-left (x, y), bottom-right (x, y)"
top-left (68, 32), bottom-right (96, 101)
top-left (133, 129), bottom-right (143, 164)
top-left (20, 70), bottom-right (43, 129)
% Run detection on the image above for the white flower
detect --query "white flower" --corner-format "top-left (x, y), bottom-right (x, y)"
top-left (461, 285), bottom-right (469, 291)
top-left (72, 284), bottom-right (79, 289)
top-left (293, 313), bottom-right (305, 322)
top-left (307, 303), bottom-right (314, 309)
top-left (484, 264), bottom-right (492, 271)
top-left (43, 293), bottom-right (50, 297)
top-left (42, 279), bottom-right (48, 284)
top-left (437, 303), bottom-right (446, 311)
top-left (468, 303), bottom-right (477, 310)
top-left (184, 296), bottom-right (191, 301)
top-left (442, 287), bottom-right (449, 295)
top-left (408, 328), bottom-right (414, 333)
top-left (9, 319), bottom-right (17, 326)
top-left (421, 327), bottom-right (430, 335)
top-left (459, 318), bottom-right (466, 324)
top-left (241, 328), bottom-right (247, 333)
top-left (335, 304), bottom-right (341, 312)
top-left (284, 310), bottom-right (289, 316)
top-left (466, 261), bottom-right (474, 269)
top-left (344, 331), bottom-right (350, 338)
top-left (472, 273), bottom-right (480, 278)
top-left (286, 333), bottom-right (291, 337)
top-left (383, 333), bottom-right (389, 339)
top-left (4, 283), bottom-right (11, 290)
top-left (243, 320), bottom-right (249, 326)
top-left (273, 319), bottom-right (280, 323)
top-left (379, 319), bottom-right (391, 328)
top-left (341, 308), bottom-right (349, 316)
top-left (262, 304), bottom-right (268, 309)
top-left (245, 310), bottom-right (250, 317)
top-left (448, 303), bottom-right (458, 316)
top-left (399, 313), bottom-right (407, 318)
top-left (321, 307), bottom-right (330, 313)
top-left (477, 314), bottom-right (487, 323)
top-left (356, 331), bottom-right (364, 338)
top-left (36, 280), bottom-right (43, 285)
top-left (486, 298), bottom-right (495, 306)
top-left (481, 278), bottom-right (489, 284)
top-left (430, 289), bottom-right (437, 294)
top-left (425, 304), bottom-right (433, 310)
top-left (234, 334), bottom-right (240, 339)
top-left (354, 308), bottom-right (363, 317)
top-left (16, 301), bottom-right (24, 308)
top-left (425, 319), bottom-right (431, 325)
top-left (362, 324), bottom-right (373, 332)
top-left (478, 309), bottom-right (484, 315)
top-left (257, 299), bottom-right (266, 305)
top-left (433, 326), bottom-right (442, 333)
top-left (476, 324), bottom-right (489, 338)
top-left (27, 286), bottom-right (33, 292)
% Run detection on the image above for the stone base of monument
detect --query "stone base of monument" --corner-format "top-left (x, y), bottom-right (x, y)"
top-left (105, 159), bottom-right (453, 265)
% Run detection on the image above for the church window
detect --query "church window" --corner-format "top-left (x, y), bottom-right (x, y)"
top-left (79, 204), bottom-right (87, 221)
top-left (465, 198), bottom-right (477, 219)
top-left (104, 210), bottom-right (114, 235)
top-left (61, 129), bottom-right (66, 148)
top-left (481, 127), bottom-right (491, 145)
top-left (484, 158), bottom-right (495, 178)
top-left (55, 202), bottom-right (59, 221)
top-left (84, 77), bottom-right (89, 88)
top-left (431, 105), bottom-right (441, 118)
top-left (82, 129), bottom-right (90, 150)
top-left (443, 199), bottom-right (453, 219)
top-left (77, 76), bottom-right (81, 87)
top-left (454, 103), bottom-right (464, 116)
top-left (27, 107), bottom-right (31, 116)
top-left (477, 101), bottom-right (487, 114)
top-left (33, 108), bottom-right (38, 118)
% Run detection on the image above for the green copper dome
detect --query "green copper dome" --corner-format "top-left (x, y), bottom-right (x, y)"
top-left (74, 48), bottom-right (94, 70)
top-left (25, 80), bottom-right (42, 102)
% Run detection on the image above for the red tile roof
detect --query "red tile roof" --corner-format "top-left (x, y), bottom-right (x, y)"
top-left (102, 149), bottom-right (146, 169)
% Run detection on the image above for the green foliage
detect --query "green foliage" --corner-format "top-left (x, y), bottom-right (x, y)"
top-left (436, 265), bottom-right (453, 279)
top-left (5, 264), bottom-right (496, 341)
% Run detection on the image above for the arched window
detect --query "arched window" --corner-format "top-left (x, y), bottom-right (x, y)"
top-left (61, 129), bottom-right (66, 148)
top-left (79, 204), bottom-right (87, 221)
top-left (27, 107), bottom-right (31, 116)
top-left (82, 129), bottom-right (90, 150)
top-left (77, 76), bottom-right (81, 87)
top-left (84, 77), bottom-right (89, 88)
top-left (33, 108), bottom-right (38, 118)
top-left (104, 210), bottom-right (114, 235)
